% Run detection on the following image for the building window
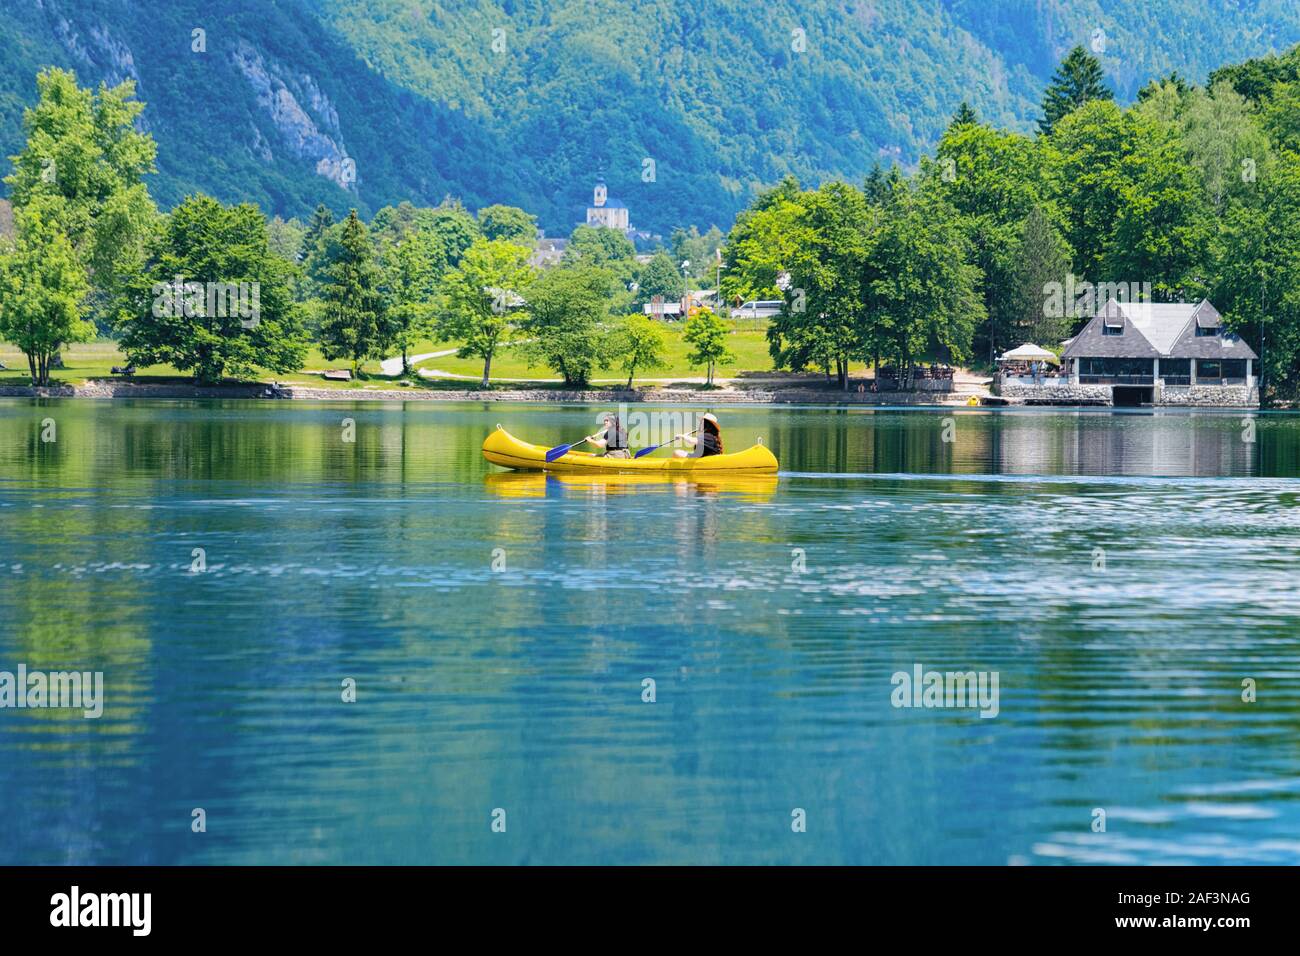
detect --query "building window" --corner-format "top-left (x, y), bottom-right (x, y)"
top-left (1079, 357), bottom-right (1155, 382)
top-left (1197, 359), bottom-right (1247, 382)
top-left (1161, 359), bottom-right (1191, 385)
top-left (1195, 325), bottom-right (1220, 337)
top-left (1102, 323), bottom-right (1123, 336)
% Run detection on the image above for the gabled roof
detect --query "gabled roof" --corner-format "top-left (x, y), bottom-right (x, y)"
top-left (1114, 301), bottom-right (1198, 353)
top-left (1061, 300), bottom-right (1160, 359)
top-left (1061, 299), bottom-right (1257, 361)
top-left (1167, 301), bottom-right (1258, 359)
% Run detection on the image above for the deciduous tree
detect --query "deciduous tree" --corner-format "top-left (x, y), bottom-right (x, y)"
top-left (477, 204), bottom-right (537, 245)
top-left (613, 314), bottom-right (668, 388)
top-left (116, 195), bottom-right (305, 384)
top-left (437, 238), bottom-right (535, 387)
top-left (683, 307), bottom-right (733, 387)
top-left (0, 205), bottom-right (92, 386)
top-left (518, 263), bottom-right (614, 387)
top-left (5, 68), bottom-right (158, 322)
top-left (635, 250), bottom-right (686, 307)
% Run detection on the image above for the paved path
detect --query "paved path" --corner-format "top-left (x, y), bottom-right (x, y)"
top-left (388, 351), bottom-right (993, 400)
top-left (377, 349), bottom-right (457, 377)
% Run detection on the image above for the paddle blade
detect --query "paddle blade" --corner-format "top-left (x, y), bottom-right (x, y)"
top-left (633, 445), bottom-right (659, 459)
top-left (545, 443), bottom-right (574, 463)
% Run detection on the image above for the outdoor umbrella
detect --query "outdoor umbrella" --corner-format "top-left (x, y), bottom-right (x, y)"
top-left (998, 344), bottom-right (1059, 363)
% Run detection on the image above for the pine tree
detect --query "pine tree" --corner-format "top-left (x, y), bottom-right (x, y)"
top-left (300, 204), bottom-right (335, 262)
top-left (1010, 206), bottom-right (1072, 347)
top-left (863, 163), bottom-right (904, 206)
top-left (951, 101), bottom-right (979, 128)
top-left (318, 210), bottom-right (390, 376)
top-left (1039, 46), bottom-right (1114, 135)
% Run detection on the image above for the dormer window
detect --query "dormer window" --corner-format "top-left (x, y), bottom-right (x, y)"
top-left (1195, 325), bottom-right (1220, 337)
top-left (1102, 322), bottom-right (1123, 336)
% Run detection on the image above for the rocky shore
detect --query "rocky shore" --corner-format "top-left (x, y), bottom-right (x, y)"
top-left (0, 380), bottom-right (972, 405)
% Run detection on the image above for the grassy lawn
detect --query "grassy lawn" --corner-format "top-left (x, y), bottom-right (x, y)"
top-left (0, 322), bottom-right (874, 390)
top-left (419, 319), bottom-right (874, 383)
top-left (0, 339), bottom-right (453, 389)
top-left (416, 318), bottom-right (868, 383)
top-left (0, 341), bottom-right (179, 387)
top-left (419, 326), bottom-right (774, 381)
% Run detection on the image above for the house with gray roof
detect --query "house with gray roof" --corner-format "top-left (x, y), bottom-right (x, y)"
top-left (999, 299), bottom-right (1258, 407)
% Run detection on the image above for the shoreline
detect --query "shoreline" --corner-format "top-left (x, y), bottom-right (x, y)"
top-left (0, 380), bottom-right (971, 405)
top-left (0, 381), bottom-right (1278, 409)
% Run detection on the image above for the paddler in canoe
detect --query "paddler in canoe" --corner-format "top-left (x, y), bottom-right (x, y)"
top-left (585, 412), bottom-right (631, 459)
top-left (481, 414), bottom-right (776, 473)
top-left (673, 412), bottom-right (723, 458)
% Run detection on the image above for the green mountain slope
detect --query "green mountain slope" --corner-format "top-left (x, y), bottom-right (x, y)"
top-left (320, 0), bottom-right (1300, 232)
top-left (3, 0), bottom-right (1300, 234)
top-left (0, 0), bottom-right (536, 219)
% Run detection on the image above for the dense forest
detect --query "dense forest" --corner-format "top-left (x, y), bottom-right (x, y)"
top-left (0, 0), bottom-right (532, 222)
top-left (3, 1), bottom-right (1300, 233)
top-left (10, 14), bottom-right (1300, 399)
top-left (0, 66), bottom-right (730, 392)
top-left (722, 42), bottom-right (1300, 398)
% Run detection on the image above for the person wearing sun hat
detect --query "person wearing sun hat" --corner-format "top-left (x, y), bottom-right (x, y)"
top-left (674, 412), bottom-right (723, 458)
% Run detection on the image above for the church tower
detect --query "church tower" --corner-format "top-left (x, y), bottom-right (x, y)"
top-left (585, 176), bottom-right (629, 231)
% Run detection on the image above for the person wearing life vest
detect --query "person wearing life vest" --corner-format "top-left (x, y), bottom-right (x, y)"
top-left (675, 412), bottom-right (723, 458)
top-left (587, 413), bottom-right (630, 458)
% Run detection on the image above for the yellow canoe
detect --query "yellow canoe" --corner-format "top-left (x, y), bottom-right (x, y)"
top-left (482, 426), bottom-right (779, 474)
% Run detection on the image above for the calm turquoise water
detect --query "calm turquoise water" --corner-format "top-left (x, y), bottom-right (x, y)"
top-left (1, 400), bottom-right (1299, 865)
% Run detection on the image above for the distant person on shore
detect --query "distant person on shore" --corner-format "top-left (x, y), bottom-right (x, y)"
top-left (675, 413), bottom-right (724, 458)
top-left (587, 413), bottom-right (630, 458)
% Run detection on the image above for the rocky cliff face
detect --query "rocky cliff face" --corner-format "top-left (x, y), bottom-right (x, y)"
top-left (37, 0), bottom-right (140, 88)
top-left (34, 0), bottom-right (356, 194)
top-left (230, 40), bottom-right (355, 192)
top-left (0, 0), bottom-right (515, 220)
top-left (7, 0), bottom-right (1300, 233)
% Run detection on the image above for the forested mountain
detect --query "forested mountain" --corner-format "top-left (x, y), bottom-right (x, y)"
top-left (0, 0), bottom-right (526, 220)
top-left (3, 0), bottom-right (1300, 234)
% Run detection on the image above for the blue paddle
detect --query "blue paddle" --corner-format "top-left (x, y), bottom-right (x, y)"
top-left (545, 436), bottom-right (592, 462)
top-left (633, 428), bottom-right (699, 459)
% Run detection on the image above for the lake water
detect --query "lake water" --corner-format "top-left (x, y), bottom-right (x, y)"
top-left (2, 400), bottom-right (1299, 865)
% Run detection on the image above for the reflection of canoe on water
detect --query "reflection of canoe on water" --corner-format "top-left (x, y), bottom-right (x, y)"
top-left (484, 470), bottom-right (779, 499)
top-left (481, 426), bottom-right (779, 475)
